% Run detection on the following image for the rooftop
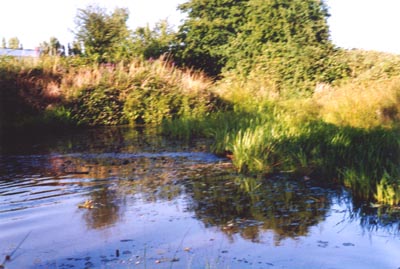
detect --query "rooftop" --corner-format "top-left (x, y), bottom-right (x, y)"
top-left (0, 48), bottom-right (40, 57)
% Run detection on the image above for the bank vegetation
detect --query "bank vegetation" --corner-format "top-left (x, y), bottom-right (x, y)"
top-left (1, 0), bottom-right (400, 206)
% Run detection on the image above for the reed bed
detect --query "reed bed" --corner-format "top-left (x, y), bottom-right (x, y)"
top-left (162, 49), bottom-right (400, 206)
top-left (0, 56), bottom-right (216, 128)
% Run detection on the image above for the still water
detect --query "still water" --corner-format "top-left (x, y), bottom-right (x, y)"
top-left (0, 127), bottom-right (399, 269)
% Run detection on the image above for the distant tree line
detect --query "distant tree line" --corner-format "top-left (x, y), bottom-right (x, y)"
top-left (70, 5), bottom-right (176, 63)
top-left (66, 0), bottom-right (341, 86)
top-left (1, 37), bottom-right (23, 49)
top-left (4, 0), bottom-right (344, 89)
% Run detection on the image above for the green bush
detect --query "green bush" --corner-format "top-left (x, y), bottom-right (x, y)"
top-left (71, 86), bottom-right (127, 126)
top-left (124, 82), bottom-right (183, 125)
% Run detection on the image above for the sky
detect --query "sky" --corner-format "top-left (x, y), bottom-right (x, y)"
top-left (326, 0), bottom-right (400, 54)
top-left (1, 0), bottom-right (400, 54)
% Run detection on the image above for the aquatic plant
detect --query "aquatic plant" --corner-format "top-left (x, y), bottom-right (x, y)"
top-left (374, 171), bottom-right (400, 206)
top-left (164, 98), bottom-right (400, 206)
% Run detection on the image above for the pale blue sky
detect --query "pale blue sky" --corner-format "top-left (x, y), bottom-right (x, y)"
top-left (326, 0), bottom-right (400, 54)
top-left (1, 0), bottom-right (399, 54)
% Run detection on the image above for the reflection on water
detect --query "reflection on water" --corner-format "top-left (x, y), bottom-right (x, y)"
top-left (0, 127), bottom-right (399, 269)
top-left (82, 187), bottom-right (124, 230)
top-left (185, 176), bottom-right (333, 244)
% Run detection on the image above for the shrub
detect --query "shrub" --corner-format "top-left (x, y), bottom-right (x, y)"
top-left (71, 86), bottom-right (127, 126)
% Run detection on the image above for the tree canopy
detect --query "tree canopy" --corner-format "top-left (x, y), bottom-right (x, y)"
top-left (131, 20), bottom-right (177, 60)
top-left (74, 6), bottom-right (132, 62)
top-left (8, 37), bottom-right (21, 49)
top-left (40, 37), bottom-right (64, 56)
top-left (68, 1), bottom-right (344, 92)
top-left (226, 0), bottom-right (331, 68)
top-left (176, 0), bottom-right (247, 76)
top-left (176, 0), bottom-right (334, 82)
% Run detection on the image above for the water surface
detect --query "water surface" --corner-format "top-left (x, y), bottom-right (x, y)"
top-left (0, 127), bottom-right (399, 269)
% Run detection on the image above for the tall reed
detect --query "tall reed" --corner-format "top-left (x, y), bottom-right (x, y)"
top-left (0, 56), bottom-right (218, 128)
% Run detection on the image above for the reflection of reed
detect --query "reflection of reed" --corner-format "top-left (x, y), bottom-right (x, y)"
top-left (185, 176), bottom-right (332, 244)
top-left (48, 151), bottom-right (232, 230)
top-left (346, 201), bottom-right (400, 236)
top-left (3, 140), bottom-right (400, 245)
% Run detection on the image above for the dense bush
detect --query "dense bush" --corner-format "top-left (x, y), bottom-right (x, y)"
top-left (71, 86), bottom-right (127, 126)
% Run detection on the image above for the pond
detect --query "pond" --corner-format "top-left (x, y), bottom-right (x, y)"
top-left (0, 127), bottom-right (399, 269)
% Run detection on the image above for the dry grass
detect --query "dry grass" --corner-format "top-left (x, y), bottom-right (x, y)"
top-left (1, 55), bottom-right (215, 127)
top-left (58, 57), bottom-right (212, 100)
top-left (314, 77), bottom-right (400, 129)
top-left (213, 70), bottom-right (279, 109)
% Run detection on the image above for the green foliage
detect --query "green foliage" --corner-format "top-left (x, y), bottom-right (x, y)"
top-left (42, 106), bottom-right (74, 126)
top-left (243, 44), bottom-right (341, 96)
top-left (334, 49), bottom-right (400, 81)
top-left (198, 47), bottom-right (400, 205)
top-left (315, 76), bottom-right (400, 129)
top-left (161, 116), bottom-right (204, 140)
top-left (177, 0), bottom-right (247, 76)
top-left (231, 125), bottom-right (276, 173)
top-left (8, 37), bottom-right (20, 49)
top-left (163, 97), bottom-right (400, 206)
top-left (375, 171), bottom-right (400, 206)
top-left (124, 79), bottom-right (215, 126)
top-left (68, 41), bottom-right (83, 56)
top-left (40, 37), bottom-right (63, 56)
top-left (71, 86), bottom-right (127, 126)
top-left (0, 56), bottom-right (222, 130)
top-left (177, 0), bottom-right (332, 82)
top-left (224, 0), bottom-right (337, 94)
top-left (3, 1), bottom-right (400, 208)
top-left (10, 105), bottom-right (76, 130)
top-left (74, 5), bottom-right (132, 62)
top-left (124, 83), bottom-right (181, 125)
top-left (131, 20), bottom-right (177, 59)
top-left (226, 0), bottom-right (331, 67)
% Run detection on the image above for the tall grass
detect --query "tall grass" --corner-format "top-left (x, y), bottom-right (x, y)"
top-left (0, 56), bottom-right (217, 129)
top-left (183, 107), bottom-right (400, 204)
top-left (315, 78), bottom-right (400, 129)
top-left (162, 49), bottom-right (400, 206)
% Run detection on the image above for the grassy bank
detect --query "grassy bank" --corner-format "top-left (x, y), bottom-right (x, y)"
top-left (162, 105), bottom-right (400, 205)
top-left (0, 56), bottom-right (219, 131)
top-left (1, 50), bottom-right (400, 206)
top-left (163, 49), bottom-right (400, 206)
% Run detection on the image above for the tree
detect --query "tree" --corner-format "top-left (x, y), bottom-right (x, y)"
top-left (8, 37), bottom-right (20, 49)
top-left (49, 37), bottom-right (62, 55)
top-left (177, 0), bottom-right (338, 93)
top-left (176, 0), bottom-right (248, 76)
top-left (73, 5), bottom-right (132, 62)
top-left (226, 0), bottom-right (332, 70)
top-left (1, 38), bottom-right (6, 49)
top-left (40, 37), bottom-right (62, 56)
top-left (227, 0), bottom-right (337, 94)
top-left (131, 19), bottom-right (177, 59)
top-left (68, 41), bottom-right (83, 56)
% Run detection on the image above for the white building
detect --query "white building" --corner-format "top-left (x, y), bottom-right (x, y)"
top-left (0, 48), bottom-right (40, 58)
